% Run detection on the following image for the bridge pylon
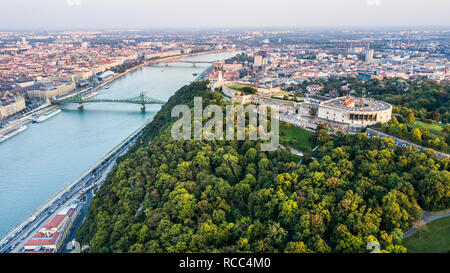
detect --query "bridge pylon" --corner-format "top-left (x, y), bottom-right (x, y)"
top-left (78, 103), bottom-right (84, 111)
top-left (140, 104), bottom-right (145, 112)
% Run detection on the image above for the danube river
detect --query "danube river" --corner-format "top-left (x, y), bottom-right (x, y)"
top-left (0, 51), bottom-right (237, 237)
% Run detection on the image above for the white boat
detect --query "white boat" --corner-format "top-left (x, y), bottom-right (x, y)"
top-left (83, 92), bottom-right (99, 99)
top-left (0, 125), bottom-right (27, 143)
top-left (35, 109), bottom-right (62, 123)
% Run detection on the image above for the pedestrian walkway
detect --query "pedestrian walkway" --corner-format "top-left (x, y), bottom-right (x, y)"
top-left (403, 211), bottom-right (450, 239)
top-left (366, 128), bottom-right (449, 158)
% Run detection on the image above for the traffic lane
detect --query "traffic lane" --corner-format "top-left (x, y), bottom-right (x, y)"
top-left (4, 131), bottom-right (136, 252)
top-left (6, 171), bottom-right (98, 252)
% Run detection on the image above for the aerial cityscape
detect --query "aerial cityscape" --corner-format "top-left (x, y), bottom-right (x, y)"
top-left (0, 0), bottom-right (448, 267)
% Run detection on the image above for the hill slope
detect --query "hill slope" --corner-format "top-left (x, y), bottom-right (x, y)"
top-left (76, 81), bottom-right (449, 253)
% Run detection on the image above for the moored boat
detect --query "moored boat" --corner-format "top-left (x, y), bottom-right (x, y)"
top-left (34, 109), bottom-right (62, 123)
top-left (0, 125), bottom-right (27, 143)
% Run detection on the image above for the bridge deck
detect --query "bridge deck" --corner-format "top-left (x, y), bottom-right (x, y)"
top-left (169, 60), bottom-right (214, 63)
top-left (50, 92), bottom-right (166, 105)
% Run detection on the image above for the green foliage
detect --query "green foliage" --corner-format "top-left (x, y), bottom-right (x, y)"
top-left (77, 81), bottom-right (450, 253)
top-left (375, 117), bottom-right (449, 153)
top-left (374, 80), bottom-right (449, 123)
top-left (228, 84), bottom-right (257, 95)
top-left (403, 216), bottom-right (450, 253)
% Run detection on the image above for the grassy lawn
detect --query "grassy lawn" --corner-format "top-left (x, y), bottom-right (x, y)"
top-left (403, 216), bottom-right (450, 253)
top-left (227, 84), bottom-right (256, 91)
top-left (401, 120), bottom-right (450, 153)
top-left (406, 120), bottom-right (446, 138)
top-left (227, 84), bottom-right (258, 95)
top-left (279, 121), bottom-right (314, 152)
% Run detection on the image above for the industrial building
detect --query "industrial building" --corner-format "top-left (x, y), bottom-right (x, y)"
top-left (23, 204), bottom-right (79, 252)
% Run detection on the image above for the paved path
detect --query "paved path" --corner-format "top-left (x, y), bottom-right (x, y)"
top-left (403, 211), bottom-right (450, 239)
top-left (366, 128), bottom-right (449, 158)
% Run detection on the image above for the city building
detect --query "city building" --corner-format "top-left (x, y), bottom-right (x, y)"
top-left (306, 85), bottom-right (324, 94)
top-left (98, 70), bottom-right (116, 82)
top-left (254, 55), bottom-right (263, 67)
top-left (0, 96), bottom-right (26, 119)
top-left (232, 86), bottom-right (391, 130)
top-left (23, 204), bottom-right (79, 252)
top-left (365, 49), bottom-right (374, 63)
top-left (317, 96), bottom-right (392, 128)
top-left (223, 63), bottom-right (243, 71)
top-left (27, 82), bottom-right (76, 99)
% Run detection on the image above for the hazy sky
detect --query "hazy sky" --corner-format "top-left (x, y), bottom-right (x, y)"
top-left (1, 0), bottom-right (449, 30)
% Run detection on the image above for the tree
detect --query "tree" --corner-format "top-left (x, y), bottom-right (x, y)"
top-left (266, 223), bottom-right (288, 249)
top-left (242, 86), bottom-right (257, 94)
top-left (405, 111), bottom-right (415, 123)
top-left (284, 241), bottom-right (309, 253)
top-left (431, 111), bottom-right (440, 121)
top-left (245, 148), bottom-right (258, 163)
top-left (419, 127), bottom-right (429, 139)
top-left (167, 188), bottom-right (197, 222)
top-left (388, 116), bottom-right (400, 126)
top-left (234, 182), bottom-right (251, 203)
top-left (334, 224), bottom-right (365, 253)
top-left (416, 170), bottom-right (450, 210)
top-left (279, 199), bottom-right (299, 226)
top-left (314, 129), bottom-right (330, 145)
top-left (411, 128), bottom-right (422, 142)
top-left (77, 80), bottom-right (450, 253)
top-left (381, 190), bottom-right (421, 230)
top-left (431, 137), bottom-right (442, 149)
top-left (412, 219), bottom-right (428, 239)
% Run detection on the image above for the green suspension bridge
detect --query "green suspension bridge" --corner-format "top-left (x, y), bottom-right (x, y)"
top-left (50, 92), bottom-right (166, 112)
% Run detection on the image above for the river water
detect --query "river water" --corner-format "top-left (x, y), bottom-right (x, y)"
top-left (0, 51), bottom-right (237, 237)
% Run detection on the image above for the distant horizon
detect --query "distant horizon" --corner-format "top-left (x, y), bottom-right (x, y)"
top-left (1, 25), bottom-right (450, 33)
top-left (1, 0), bottom-right (449, 31)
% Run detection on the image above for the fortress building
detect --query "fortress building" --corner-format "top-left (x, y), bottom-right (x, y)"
top-left (317, 96), bottom-right (392, 129)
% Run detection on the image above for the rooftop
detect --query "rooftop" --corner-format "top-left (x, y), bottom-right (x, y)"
top-left (321, 96), bottom-right (392, 112)
top-left (43, 214), bottom-right (66, 230)
top-left (25, 232), bottom-right (60, 247)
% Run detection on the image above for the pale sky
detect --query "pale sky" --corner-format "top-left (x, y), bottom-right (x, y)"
top-left (1, 0), bottom-right (449, 30)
